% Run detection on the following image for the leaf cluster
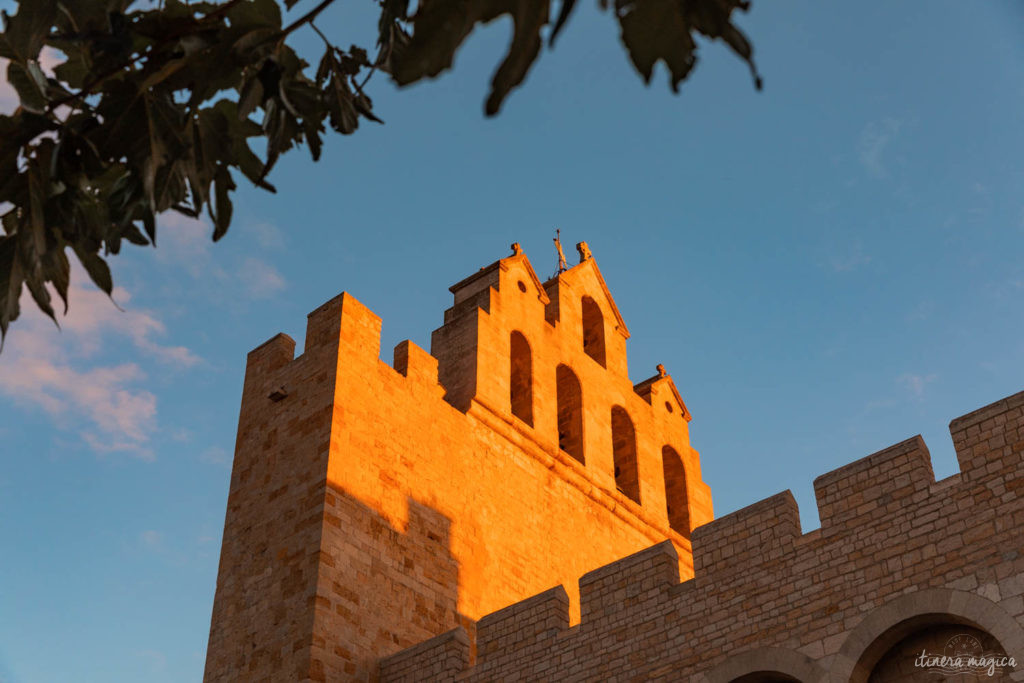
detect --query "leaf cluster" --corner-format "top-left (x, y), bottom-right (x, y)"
top-left (0, 0), bottom-right (758, 347)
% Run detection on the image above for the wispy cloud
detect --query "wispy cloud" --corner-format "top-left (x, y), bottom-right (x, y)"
top-left (1, 336), bottom-right (159, 459)
top-left (60, 273), bottom-right (200, 366)
top-left (135, 649), bottom-right (168, 674)
top-left (906, 300), bottom-right (935, 322)
top-left (0, 264), bottom-right (199, 459)
top-left (246, 221), bottom-right (285, 249)
top-left (154, 213), bottom-right (288, 297)
top-left (170, 427), bottom-right (192, 442)
top-left (897, 372), bottom-right (937, 399)
top-left (863, 372), bottom-right (938, 414)
top-left (864, 396), bottom-right (898, 413)
top-left (815, 239), bottom-right (872, 274)
top-left (858, 118), bottom-right (902, 178)
top-left (829, 243), bottom-right (872, 272)
top-left (985, 276), bottom-right (1024, 301)
top-left (200, 446), bottom-right (232, 467)
top-left (238, 256), bottom-right (287, 298)
top-left (154, 212), bottom-right (220, 276)
top-left (140, 529), bottom-right (164, 551)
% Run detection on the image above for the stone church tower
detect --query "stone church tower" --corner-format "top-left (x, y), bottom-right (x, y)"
top-left (204, 245), bottom-right (713, 681)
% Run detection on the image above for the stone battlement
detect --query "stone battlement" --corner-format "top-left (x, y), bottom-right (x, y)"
top-left (205, 245), bottom-right (1024, 682)
top-left (205, 247), bottom-right (718, 682)
top-left (380, 391), bottom-right (1024, 682)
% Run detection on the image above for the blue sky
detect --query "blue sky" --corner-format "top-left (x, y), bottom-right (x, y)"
top-left (1, 1), bottom-right (1023, 681)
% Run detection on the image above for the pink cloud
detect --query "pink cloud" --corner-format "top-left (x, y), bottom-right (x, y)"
top-left (60, 271), bottom-right (200, 366)
top-left (155, 212), bottom-right (219, 275)
top-left (245, 221), bottom-right (285, 249)
top-left (0, 262), bottom-right (199, 459)
top-left (1, 338), bottom-right (158, 460)
top-left (897, 372), bottom-right (937, 399)
top-left (0, 58), bottom-right (19, 114)
top-left (237, 256), bottom-right (287, 298)
top-left (154, 213), bottom-right (288, 298)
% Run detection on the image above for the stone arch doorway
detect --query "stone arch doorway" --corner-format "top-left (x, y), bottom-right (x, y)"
top-left (863, 617), bottom-right (1006, 682)
top-left (731, 674), bottom-right (801, 683)
top-left (833, 589), bottom-right (1024, 683)
top-left (699, 647), bottom-right (828, 683)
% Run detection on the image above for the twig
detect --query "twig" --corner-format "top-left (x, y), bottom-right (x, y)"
top-left (280, 0), bottom-right (338, 41)
top-left (309, 20), bottom-right (331, 47)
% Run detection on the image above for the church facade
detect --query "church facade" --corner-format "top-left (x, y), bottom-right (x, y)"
top-left (204, 245), bottom-right (1024, 681)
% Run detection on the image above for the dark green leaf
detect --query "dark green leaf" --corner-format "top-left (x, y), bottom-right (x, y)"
top-left (616, 0), bottom-right (697, 92)
top-left (73, 245), bottom-right (113, 295)
top-left (0, 234), bottom-right (24, 347)
top-left (143, 205), bottom-right (157, 245)
top-left (25, 58), bottom-right (48, 93)
top-left (615, 0), bottom-right (759, 92)
top-left (391, 0), bottom-right (549, 116)
top-left (26, 160), bottom-right (46, 258)
top-left (232, 136), bottom-right (276, 191)
top-left (124, 221), bottom-right (150, 246)
top-left (549, 0), bottom-right (577, 46)
top-left (42, 246), bottom-right (69, 315)
top-left (52, 49), bottom-right (89, 88)
top-left (7, 61), bottom-right (47, 113)
top-left (0, 0), bottom-right (58, 61)
top-left (304, 119), bottom-right (322, 161)
top-left (212, 166), bottom-right (235, 241)
top-left (227, 0), bottom-right (282, 31)
top-left (233, 27), bottom-right (282, 58)
top-left (24, 266), bottom-right (56, 322)
top-left (238, 75), bottom-right (265, 120)
top-left (352, 92), bottom-right (382, 123)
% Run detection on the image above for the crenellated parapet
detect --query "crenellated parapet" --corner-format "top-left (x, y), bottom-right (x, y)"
top-left (379, 390), bottom-right (1024, 682)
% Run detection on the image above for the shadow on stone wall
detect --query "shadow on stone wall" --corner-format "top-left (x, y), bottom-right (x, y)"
top-left (319, 484), bottom-right (470, 681)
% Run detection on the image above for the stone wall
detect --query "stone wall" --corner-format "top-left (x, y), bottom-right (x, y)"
top-left (204, 249), bottom-right (713, 681)
top-left (380, 391), bottom-right (1024, 682)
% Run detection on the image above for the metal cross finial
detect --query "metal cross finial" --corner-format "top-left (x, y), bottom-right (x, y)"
top-left (553, 229), bottom-right (569, 276)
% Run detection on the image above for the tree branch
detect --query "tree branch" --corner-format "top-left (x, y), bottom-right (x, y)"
top-left (46, 0), bottom-right (250, 112)
top-left (281, 0), bottom-right (338, 40)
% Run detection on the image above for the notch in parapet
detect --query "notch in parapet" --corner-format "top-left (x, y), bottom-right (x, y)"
top-left (476, 586), bottom-right (569, 661)
top-left (691, 492), bottom-right (800, 577)
top-left (379, 628), bottom-right (469, 683)
top-left (394, 340), bottom-right (442, 392)
top-left (813, 436), bottom-right (934, 533)
top-left (949, 390), bottom-right (1024, 484)
top-left (579, 541), bottom-right (679, 622)
top-left (304, 292), bottom-right (382, 363)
